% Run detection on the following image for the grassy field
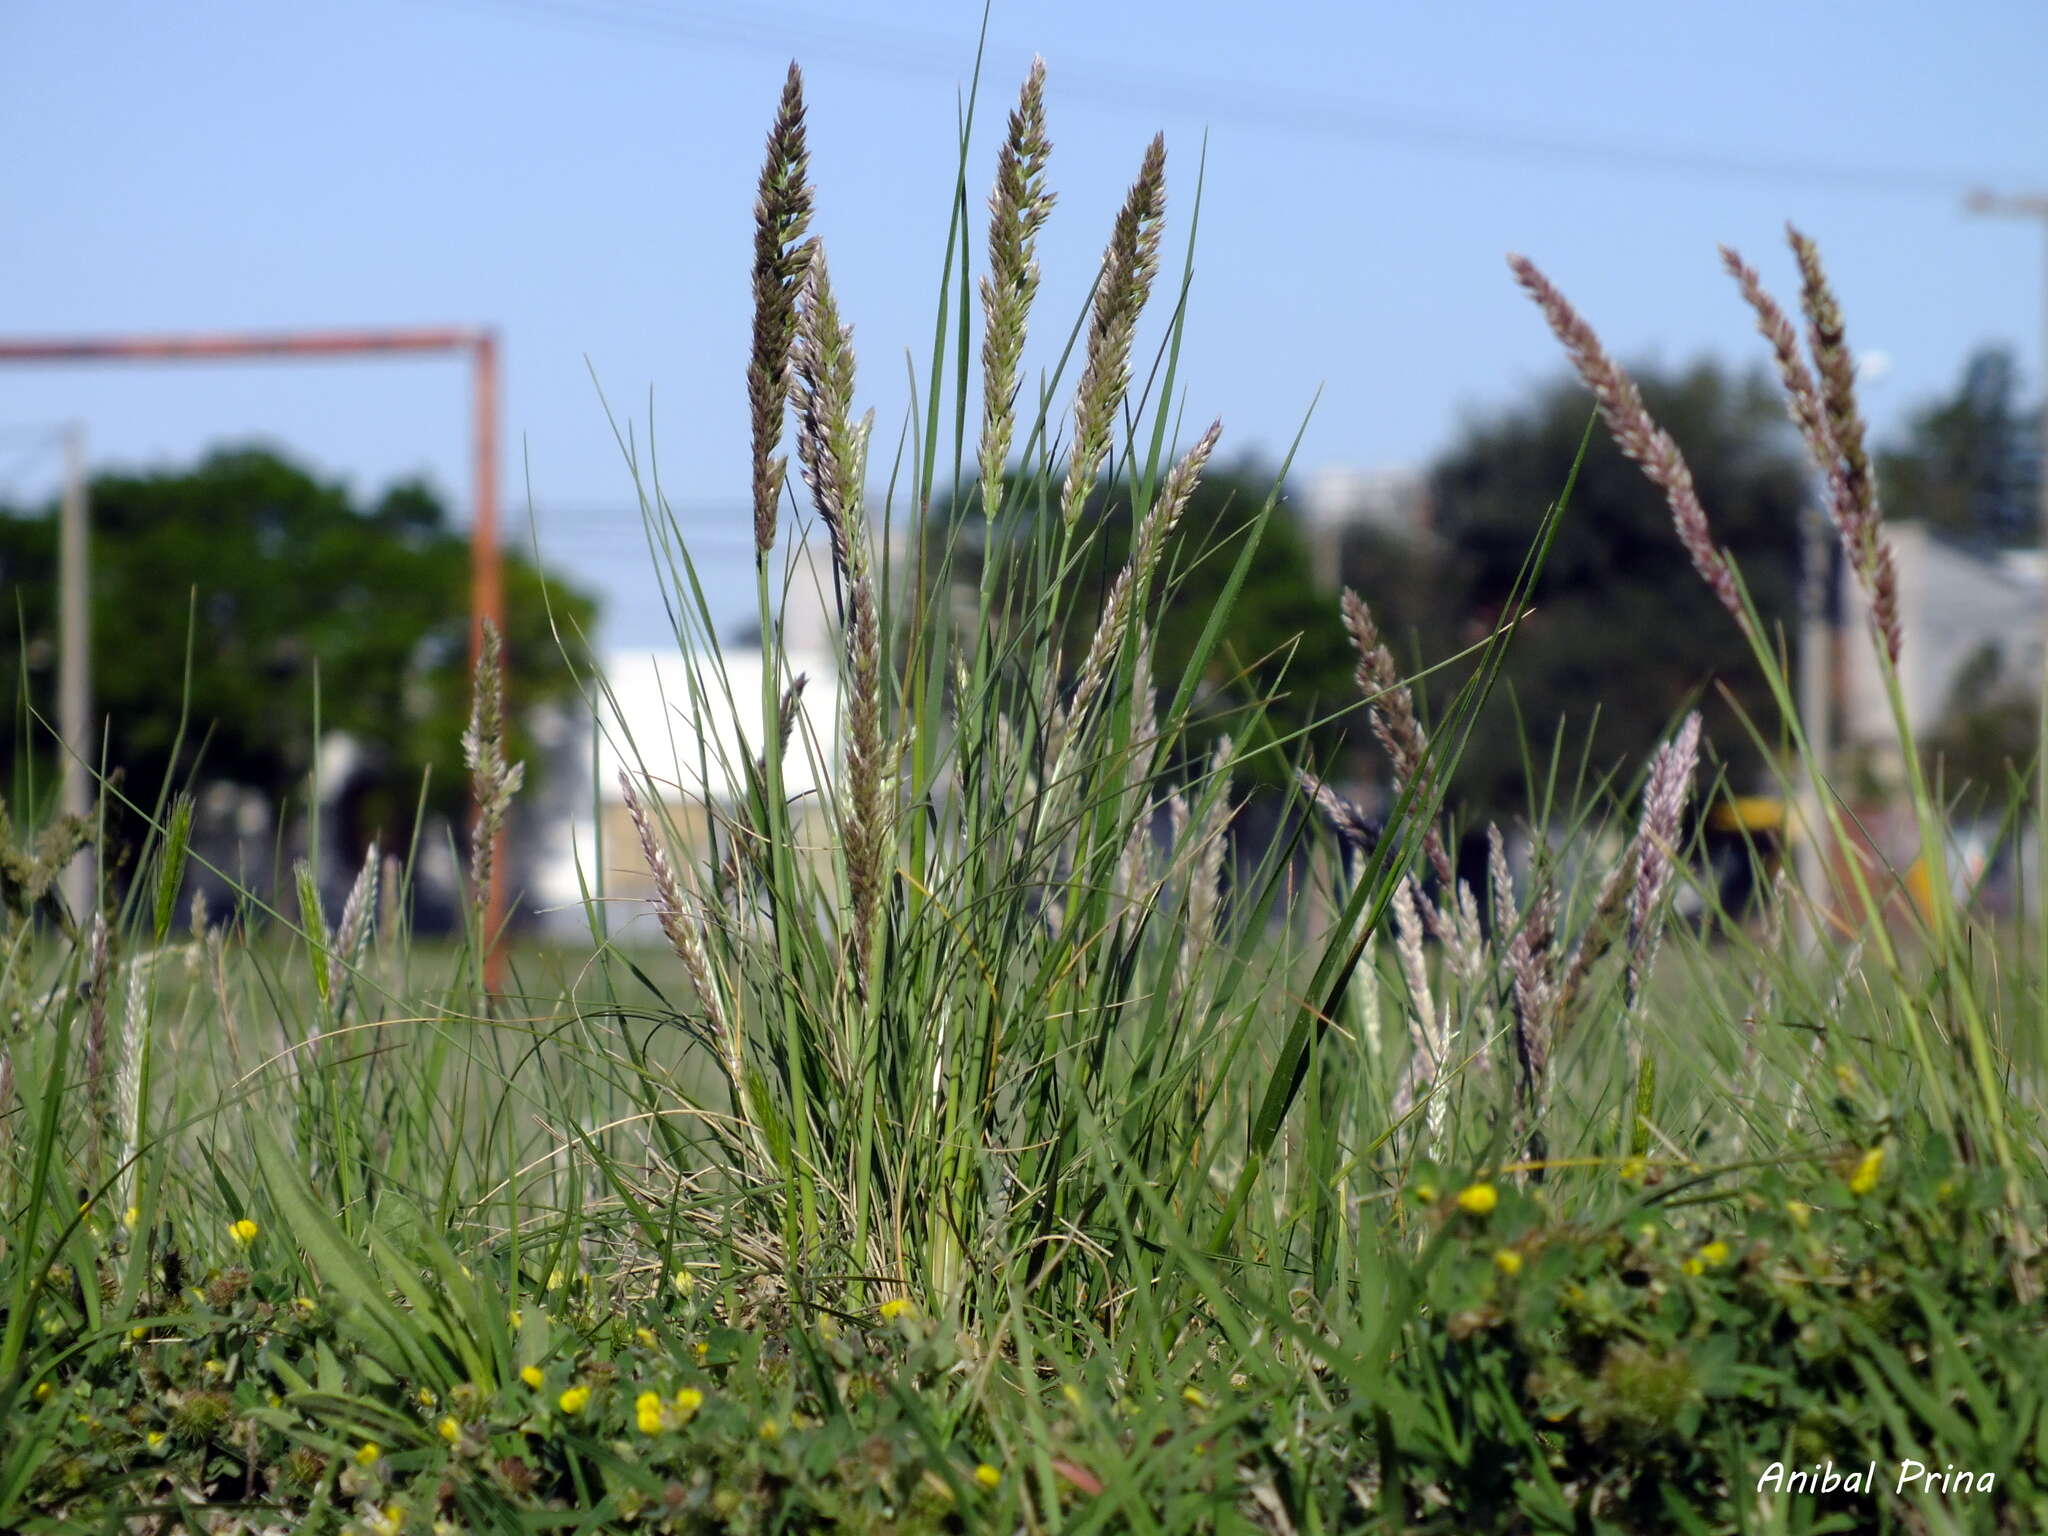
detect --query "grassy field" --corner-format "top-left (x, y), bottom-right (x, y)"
top-left (4, 54), bottom-right (2047, 1536)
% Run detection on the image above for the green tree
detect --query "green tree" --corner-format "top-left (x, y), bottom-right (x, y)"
top-left (1925, 640), bottom-right (2036, 806)
top-left (1416, 360), bottom-right (1807, 814)
top-left (0, 445), bottom-right (596, 853)
top-left (1880, 345), bottom-right (2042, 546)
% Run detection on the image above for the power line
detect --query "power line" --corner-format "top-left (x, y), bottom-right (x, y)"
top-left (440, 0), bottom-right (2007, 199)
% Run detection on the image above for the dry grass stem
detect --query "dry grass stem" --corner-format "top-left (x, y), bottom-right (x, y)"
top-left (84, 911), bottom-right (110, 1167)
top-left (114, 958), bottom-right (147, 1205)
top-left (1787, 226), bottom-right (1900, 663)
top-left (1626, 711), bottom-right (1703, 1006)
top-left (462, 620), bottom-right (524, 919)
top-left (1389, 878), bottom-right (1444, 1128)
top-left (1298, 770), bottom-right (1382, 871)
top-left (1060, 135), bottom-right (1166, 526)
top-left (1180, 734), bottom-right (1235, 974)
top-left (1508, 254), bottom-right (1754, 644)
top-left (978, 59), bottom-right (1054, 524)
top-left (1723, 241), bottom-right (1900, 665)
top-left (617, 771), bottom-right (751, 1132)
top-left (793, 249), bottom-right (887, 984)
top-left (1552, 841), bottom-right (1639, 1035)
top-left (1055, 420), bottom-right (1221, 768)
top-left (748, 62), bottom-right (814, 558)
top-left (1506, 883), bottom-right (1558, 1099)
top-left (1339, 588), bottom-right (1455, 892)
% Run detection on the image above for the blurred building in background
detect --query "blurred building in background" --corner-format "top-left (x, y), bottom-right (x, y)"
top-left (1837, 521), bottom-right (2045, 787)
top-left (526, 542), bottom-right (844, 940)
top-left (1297, 464), bottom-right (1431, 589)
top-left (1823, 520), bottom-right (2043, 920)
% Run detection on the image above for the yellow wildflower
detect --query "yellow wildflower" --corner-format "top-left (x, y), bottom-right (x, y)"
top-left (634, 1327), bottom-right (657, 1348)
top-left (293, 1297), bottom-right (317, 1317)
top-left (1697, 1240), bottom-right (1730, 1268)
top-left (123, 1206), bottom-right (140, 1231)
top-left (1619, 1157), bottom-right (1646, 1182)
top-left (670, 1269), bottom-right (696, 1295)
top-left (32, 1381), bottom-right (52, 1402)
top-left (557, 1385), bottom-right (591, 1415)
top-left (879, 1298), bottom-right (914, 1321)
top-left (1413, 1182), bottom-right (1438, 1204)
top-left (1182, 1386), bottom-right (1209, 1409)
top-left (974, 1462), bottom-right (1002, 1489)
top-left (438, 1416), bottom-right (461, 1443)
top-left (417, 1387), bottom-right (437, 1408)
top-left (355, 1442), bottom-right (381, 1467)
top-left (1682, 1258), bottom-right (1704, 1277)
top-left (673, 1387), bottom-right (704, 1418)
top-left (1494, 1249), bottom-right (1524, 1276)
top-left (228, 1218), bottom-right (260, 1246)
top-left (1786, 1201), bottom-right (1813, 1229)
top-left (635, 1391), bottom-right (665, 1435)
top-left (758, 1418), bottom-right (781, 1441)
top-left (1456, 1183), bottom-right (1498, 1216)
top-left (519, 1366), bottom-right (544, 1389)
top-left (146, 1431), bottom-right (166, 1450)
top-left (1848, 1146), bottom-right (1885, 1196)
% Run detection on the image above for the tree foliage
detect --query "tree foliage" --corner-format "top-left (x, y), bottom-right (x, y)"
top-left (1880, 344), bottom-right (2042, 546)
top-left (0, 445), bottom-right (597, 847)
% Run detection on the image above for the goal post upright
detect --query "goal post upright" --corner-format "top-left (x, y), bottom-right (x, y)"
top-left (0, 325), bottom-right (510, 985)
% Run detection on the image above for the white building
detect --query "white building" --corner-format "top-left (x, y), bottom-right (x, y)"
top-left (525, 546), bottom-right (847, 937)
top-left (1296, 464), bottom-right (1431, 591)
top-left (1299, 465), bottom-right (1431, 537)
top-left (1838, 522), bottom-right (2044, 775)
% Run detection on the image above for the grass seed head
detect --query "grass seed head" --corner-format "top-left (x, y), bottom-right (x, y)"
top-left (749, 62), bottom-right (815, 558)
top-left (1061, 134), bottom-right (1166, 526)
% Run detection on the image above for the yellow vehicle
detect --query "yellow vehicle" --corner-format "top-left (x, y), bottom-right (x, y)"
top-left (1704, 795), bottom-right (1787, 918)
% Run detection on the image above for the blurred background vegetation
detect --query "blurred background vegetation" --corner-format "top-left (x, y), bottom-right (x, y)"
top-left (0, 343), bottom-right (2032, 915)
top-left (0, 447), bottom-right (596, 876)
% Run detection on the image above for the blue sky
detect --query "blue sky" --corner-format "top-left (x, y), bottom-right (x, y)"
top-left (3, 0), bottom-right (2043, 647)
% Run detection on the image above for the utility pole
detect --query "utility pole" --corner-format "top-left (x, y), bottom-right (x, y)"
top-left (1795, 501), bottom-right (1832, 942)
top-left (1965, 189), bottom-right (2048, 903)
top-left (58, 424), bottom-right (93, 922)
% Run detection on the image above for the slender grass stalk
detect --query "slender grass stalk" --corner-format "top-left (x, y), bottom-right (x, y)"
top-left (978, 57), bottom-right (1054, 529)
top-left (1060, 136), bottom-right (1166, 527)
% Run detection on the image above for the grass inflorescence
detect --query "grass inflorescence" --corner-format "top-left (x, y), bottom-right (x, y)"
top-left (1, 55), bottom-right (2045, 1536)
